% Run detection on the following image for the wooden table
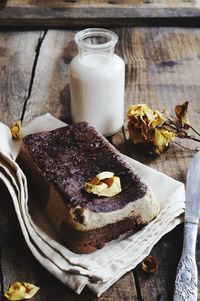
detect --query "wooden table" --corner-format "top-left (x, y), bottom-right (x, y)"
top-left (1, 1), bottom-right (200, 300)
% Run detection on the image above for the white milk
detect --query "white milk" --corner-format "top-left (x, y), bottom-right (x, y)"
top-left (69, 28), bottom-right (125, 136)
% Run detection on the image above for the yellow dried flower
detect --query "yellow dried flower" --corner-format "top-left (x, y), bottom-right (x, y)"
top-left (127, 104), bottom-right (174, 155)
top-left (152, 128), bottom-right (175, 155)
top-left (10, 121), bottom-right (22, 140)
top-left (4, 282), bottom-right (39, 300)
top-left (127, 104), bottom-right (165, 134)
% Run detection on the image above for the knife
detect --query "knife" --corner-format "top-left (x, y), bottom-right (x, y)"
top-left (173, 151), bottom-right (200, 301)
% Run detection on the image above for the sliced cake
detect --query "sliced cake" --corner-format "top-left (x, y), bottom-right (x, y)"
top-left (17, 122), bottom-right (160, 254)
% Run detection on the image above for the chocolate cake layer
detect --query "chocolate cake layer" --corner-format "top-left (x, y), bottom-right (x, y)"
top-left (61, 215), bottom-right (144, 254)
top-left (22, 122), bottom-right (147, 213)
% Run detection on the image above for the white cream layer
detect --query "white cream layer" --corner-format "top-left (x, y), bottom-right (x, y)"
top-left (65, 189), bottom-right (160, 231)
top-left (44, 185), bottom-right (160, 232)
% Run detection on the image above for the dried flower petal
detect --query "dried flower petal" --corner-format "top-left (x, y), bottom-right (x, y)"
top-left (175, 101), bottom-right (190, 129)
top-left (127, 104), bottom-right (165, 132)
top-left (4, 282), bottom-right (40, 300)
top-left (127, 104), bottom-right (174, 154)
top-left (10, 121), bottom-right (22, 140)
top-left (141, 255), bottom-right (159, 274)
top-left (151, 128), bottom-right (175, 154)
top-left (127, 122), bottom-right (146, 144)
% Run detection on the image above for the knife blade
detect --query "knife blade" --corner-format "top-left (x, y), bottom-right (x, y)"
top-left (173, 151), bottom-right (200, 301)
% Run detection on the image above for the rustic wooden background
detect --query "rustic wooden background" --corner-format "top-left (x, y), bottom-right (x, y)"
top-left (0, 1), bottom-right (200, 300)
top-left (1, 26), bottom-right (200, 301)
top-left (0, 0), bottom-right (200, 27)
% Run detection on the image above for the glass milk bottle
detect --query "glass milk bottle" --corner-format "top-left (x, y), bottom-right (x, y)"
top-left (69, 28), bottom-right (125, 136)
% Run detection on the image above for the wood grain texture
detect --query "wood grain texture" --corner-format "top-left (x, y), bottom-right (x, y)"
top-left (136, 225), bottom-right (184, 301)
top-left (1, 236), bottom-right (137, 301)
top-left (116, 27), bottom-right (200, 181)
top-left (0, 26), bottom-right (200, 300)
top-left (0, 29), bottom-right (138, 301)
top-left (5, 0), bottom-right (199, 7)
top-left (0, 31), bottom-right (43, 300)
top-left (23, 30), bottom-right (76, 124)
top-left (25, 27), bottom-right (200, 182)
top-left (114, 27), bottom-right (200, 300)
top-left (21, 27), bottom-right (200, 300)
top-left (0, 0), bottom-right (200, 27)
top-left (0, 31), bottom-right (43, 126)
top-left (0, 181), bottom-right (21, 243)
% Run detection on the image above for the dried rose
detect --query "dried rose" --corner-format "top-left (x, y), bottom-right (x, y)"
top-left (175, 101), bottom-right (190, 129)
top-left (10, 121), bottom-right (22, 140)
top-left (141, 255), bottom-right (159, 274)
top-left (127, 104), bottom-right (174, 154)
top-left (4, 282), bottom-right (40, 300)
top-left (127, 104), bottom-right (165, 140)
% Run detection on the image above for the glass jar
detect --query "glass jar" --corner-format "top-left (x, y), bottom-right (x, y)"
top-left (69, 28), bottom-right (125, 136)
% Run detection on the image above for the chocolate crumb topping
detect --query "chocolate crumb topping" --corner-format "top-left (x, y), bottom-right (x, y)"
top-left (23, 122), bottom-right (147, 212)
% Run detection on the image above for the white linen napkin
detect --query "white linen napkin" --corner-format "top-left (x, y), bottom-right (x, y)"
top-left (0, 113), bottom-right (185, 296)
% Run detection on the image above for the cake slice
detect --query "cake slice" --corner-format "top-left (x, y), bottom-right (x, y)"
top-left (17, 122), bottom-right (160, 254)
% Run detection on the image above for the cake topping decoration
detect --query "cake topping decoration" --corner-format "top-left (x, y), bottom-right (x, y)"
top-left (85, 171), bottom-right (122, 197)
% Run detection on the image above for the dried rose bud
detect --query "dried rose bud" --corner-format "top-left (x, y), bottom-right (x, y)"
top-left (141, 255), bottom-right (159, 274)
top-left (10, 121), bottom-right (22, 140)
top-left (175, 101), bottom-right (190, 130)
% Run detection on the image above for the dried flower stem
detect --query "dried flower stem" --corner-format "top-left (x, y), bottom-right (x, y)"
top-left (164, 120), bottom-right (200, 143)
top-left (185, 136), bottom-right (200, 143)
top-left (174, 141), bottom-right (198, 151)
top-left (188, 125), bottom-right (200, 137)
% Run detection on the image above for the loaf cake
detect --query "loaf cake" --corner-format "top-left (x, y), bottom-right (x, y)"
top-left (17, 122), bottom-right (160, 254)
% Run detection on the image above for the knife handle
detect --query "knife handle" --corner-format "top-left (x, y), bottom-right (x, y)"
top-left (173, 222), bottom-right (198, 301)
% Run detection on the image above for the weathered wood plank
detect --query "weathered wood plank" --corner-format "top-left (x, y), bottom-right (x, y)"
top-left (0, 31), bottom-right (43, 126)
top-left (1, 238), bottom-right (44, 301)
top-left (23, 30), bottom-right (76, 124)
top-left (135, 225), bottom-right (184, 301)
top-left (2, 26), bottom-right (200, 300)
top-left (118, 27), bottom-right (200, 180)
top-left (0, 0), bottom-right (200, 27)
top-left (1, 236), bottom-right (137, 301)
top-left (0, 172), bottom-right (137, 300)
top-left (25, 27), bottom-right (200, 180)
top-left (22, 29), bottom-right (138, 300)
top-left (0, 30), bottom-right (47, 301)
top-left (0, 181), bottom-right (21, 243)
top-left (114, 26), bottom-right (200, 300)
top-left (5, 0), bottom-right (199, 7)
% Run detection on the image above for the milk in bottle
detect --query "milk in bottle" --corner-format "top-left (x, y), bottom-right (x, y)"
top-left (69, 28), bottom-right (125, 136)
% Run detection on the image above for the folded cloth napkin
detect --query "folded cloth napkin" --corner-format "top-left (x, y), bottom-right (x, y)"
top-left (0, 113), bottom-right (185, 296)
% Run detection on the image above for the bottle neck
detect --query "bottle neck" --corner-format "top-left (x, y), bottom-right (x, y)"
top-left (78, 46), bottom-right (115, 58)
top-left (75, 28), bottom-right (118, 59)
